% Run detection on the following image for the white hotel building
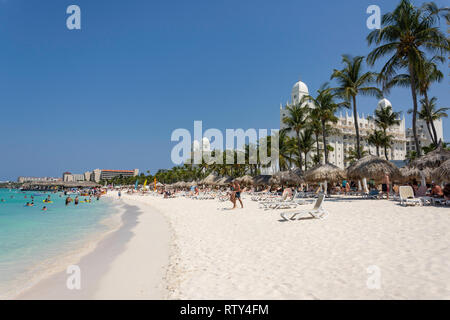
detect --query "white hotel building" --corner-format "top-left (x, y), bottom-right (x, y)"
top-left (278, 80), bottom-right (443, 170)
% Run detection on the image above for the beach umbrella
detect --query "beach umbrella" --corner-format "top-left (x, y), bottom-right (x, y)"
top-left (304, 164), bottom-right (345, 183)
top-left (202, 173), bottom-right (220, 185)
top-left (400, 167), bottom-right (432, 183)
top-left (347, 155), bottom-right (401, 182)
top-left (253, 175), bottom-right (272, 186)
top-left (432, 159), bottom-right (450, 183)
top-left (409, 143), bottom-right (450, 170)
top-left (235, 175), bottom-right (255, 186)
top-left (215, 176), bottom-right (233, 186)
top-left (271, 170), bottom-right (304, 186)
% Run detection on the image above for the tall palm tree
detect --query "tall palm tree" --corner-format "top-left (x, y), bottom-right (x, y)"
top-left (367, 130), bottom-right (386, 157)
top-left (307, 116), bottom-right (323, 165)
top-left (409, 97), bottom-right (449, 145)
top-left (385, 56), bottom-right (444, 145)
top-left (298, 128), bottom-right (315, 171)
top-left (331, 55), bottom-right (382, 160)
top-left (367, 0), bottom-right (449, 157)
top-left (370, 105), bottom-right (401, 160)
top-left (281, 103), bottom-right (310, 172)
top-left (302, 84), bottom-right (348, 164)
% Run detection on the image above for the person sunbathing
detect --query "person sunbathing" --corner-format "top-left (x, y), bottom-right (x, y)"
top-left (444, 184), bottom-right (450, 200)
top-left (431, 183), bottom-right (444, 198)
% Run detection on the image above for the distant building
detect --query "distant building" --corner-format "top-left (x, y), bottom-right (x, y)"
top-left (62, 169), bottom-right (139, 183)
top-left (405, 118), bottom-right (444, 154)
top-left (62, 172), bottom-right (85, 182)
top-left (18, 177), bottom-right (61, 183)
top-left (99, 169), bottom-right (139, 182)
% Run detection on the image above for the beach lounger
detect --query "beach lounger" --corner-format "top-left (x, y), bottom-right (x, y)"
top-left (279, 194), bottom-right (328, 221)
top-left (399, 186), bottom-right (422, 207)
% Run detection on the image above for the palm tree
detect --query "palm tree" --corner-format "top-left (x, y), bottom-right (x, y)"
top-left (367, 130), bottom-right (386, 157)
top-left (331, 55), bottom-right (382, 160)
top-left (307, 116), bottom-right (323, 165)
top-left (367, 0), bottom-right (449, 157)
top-left (302, 84), bottom-right (348, 164)
top-left (385, 56), bottom-right (444, 145)
top-left (408, 97), bottom-right (449, 147)
top-left (345, 146), bottom-right (369, 166)
top-left (281, 103), bottom-right (310, 172)
top-left (370, 105), bottom-right (401, 160)
top-left (298, 129), bottom-right (315, 171)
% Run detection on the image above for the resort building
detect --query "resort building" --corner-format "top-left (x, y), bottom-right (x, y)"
top-left (405, 118), bottom-right (444, 154)
top-left (17, 177), bottom-right (61, 183)
top-left (278, 80), bottom-right (440, 170)
top-left (63, 169), bottom-right (139, 183)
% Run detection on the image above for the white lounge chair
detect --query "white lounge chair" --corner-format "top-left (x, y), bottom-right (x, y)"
top-left (399, 186), bottom-right (422, 207)
top-left (280, 194), bottom-right (328, 221)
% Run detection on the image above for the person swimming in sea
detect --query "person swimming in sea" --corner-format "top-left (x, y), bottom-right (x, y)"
top-left (74, 196), bottom-right (79, 205)
top-left (42, 206), bottom-right (47, 212)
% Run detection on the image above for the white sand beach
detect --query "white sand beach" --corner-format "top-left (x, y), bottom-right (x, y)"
top-left (19, 191), bottom-right (450, 300)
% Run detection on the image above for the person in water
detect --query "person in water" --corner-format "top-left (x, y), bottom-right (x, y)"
top-left (74, 196), bottom-right (79, 205)
top-left (42, 206), bottom-right (47, 211)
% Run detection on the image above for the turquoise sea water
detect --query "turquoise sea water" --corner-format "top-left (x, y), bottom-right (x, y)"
top-left (0, 189), bottom-right (117, 299)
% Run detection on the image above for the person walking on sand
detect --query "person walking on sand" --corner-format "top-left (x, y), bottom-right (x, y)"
top-left (229, 183), bottom-right (236, 208)
top-left (232, 181), bottom-right (243, 209)
top-left (118, 190), bottom-right (122, 199)
top-left (382, 172), bottom-right (390, 200)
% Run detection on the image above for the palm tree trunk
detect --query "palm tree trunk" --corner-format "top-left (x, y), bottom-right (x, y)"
top-left (376, 146), bottom-right (380, 157)
top-left (322, 120), bottom-right (328, 164)
top-left (425, 121), bottom-right (433, 145)
top-left (304, 152), bottom-right (308, 171)
top-left (383, 129), bottom-right (389, 160)
top-left (352, 95), bottom-right (361, 159)
top-left (315, 133), bottom-right (321, 165)
top-left (296, 132), bottom-right (303, 172)
top-left (423, 91), bottom-right (438, 145)
top-left (408, 63), bottom-right (422, 157)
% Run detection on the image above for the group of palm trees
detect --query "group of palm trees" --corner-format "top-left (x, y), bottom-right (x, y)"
top-left (281, 0), bottom-right (449, 173)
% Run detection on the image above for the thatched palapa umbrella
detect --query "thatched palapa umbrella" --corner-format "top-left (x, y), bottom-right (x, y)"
top-left (305, 164), bottom-right (345, 183)
top-left (432, 159), bottom-right (450, 183)
top-left (409, 143), bottom-right (450, 170)
top-left (253, 175), bottom-right (272, 186)
top-left (236, 175), bottom-right (254, 186)
top-left (202, 173), bottom-right (220, 186)
top-left (270, 170), bottom-right (304, 186)
top-left (216, 176), bottom-right (233, 186)
top-left (400, 166), bottom-right (432, 183)
top-left (347, 155), bottom-right (401, 182)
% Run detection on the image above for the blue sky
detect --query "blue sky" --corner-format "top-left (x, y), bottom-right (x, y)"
top-left (0, 0), bottom-right (448, 180)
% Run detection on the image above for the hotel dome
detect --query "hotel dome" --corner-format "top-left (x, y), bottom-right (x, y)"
top-left (377, 98), bottom-right (392, 110)
top-left (291, 80), bottom-right (309, 104)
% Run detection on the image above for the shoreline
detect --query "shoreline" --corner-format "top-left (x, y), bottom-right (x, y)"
top-left (16, 197), bottom-right (171, 299)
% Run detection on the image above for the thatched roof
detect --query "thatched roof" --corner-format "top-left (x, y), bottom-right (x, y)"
top-left (432, 159), bottom-right (450, 183)
top-left (235, 175), bottom-right (254, 185)
top-left (304, 164), bottom-right (345, 183)
top-left (410, 143), bottom-right (450, 170)
top-left (201, 173), bottom-right (220, 185)
top-left (400, 167), bottom-right (432, 182)
top-left (253, 175), bottom-right (272, 186)
top-left (270, 170), bottom-right (304, 186)
top-left (216, 176), bottom-right (233, 186)
top-left (347, 155), bottom-right (401, 181)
